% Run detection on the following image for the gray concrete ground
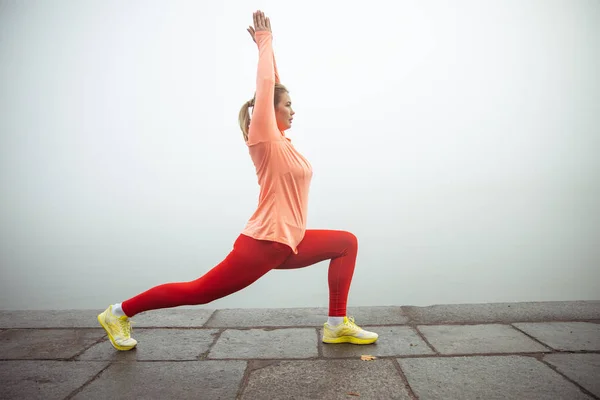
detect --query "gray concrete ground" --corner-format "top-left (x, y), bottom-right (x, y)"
top-left (0, 301), bottom-right (599, 399)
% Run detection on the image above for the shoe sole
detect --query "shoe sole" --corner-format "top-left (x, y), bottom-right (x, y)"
top-left (323, 336), bottom-right (378, 345)
top-left (97, 313), bottom-right (136, 351)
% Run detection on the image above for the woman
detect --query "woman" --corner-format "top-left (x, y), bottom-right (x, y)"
top-left (98, 10), bottom-right (378, 351)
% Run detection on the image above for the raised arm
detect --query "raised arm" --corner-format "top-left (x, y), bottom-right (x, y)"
top-left (247, 11), bottom-right (281, 144)
top-left (247, 16), bottom-right (280, 84)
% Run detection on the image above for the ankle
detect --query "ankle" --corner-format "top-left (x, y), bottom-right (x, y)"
top-left (327, 316), bottom-right (344, 326)
top-left (111, 303), bottom-right (127, 318)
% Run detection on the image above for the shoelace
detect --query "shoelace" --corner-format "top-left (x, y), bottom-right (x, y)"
top-left (345, 316), bottom-right (365, 332)
top-left (118, 318), bottom-right (134, 337)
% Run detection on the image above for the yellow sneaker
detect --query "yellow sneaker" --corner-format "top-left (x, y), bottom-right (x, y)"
top-left (97, 305), bottom-right (137, 351)
top-left (322, 316), bottom-right (379, 344)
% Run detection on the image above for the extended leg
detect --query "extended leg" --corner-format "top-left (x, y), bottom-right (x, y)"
top-left (122, 234), bottom-right (292, 317)
top-left (98, 234), bottom-right (292, 351)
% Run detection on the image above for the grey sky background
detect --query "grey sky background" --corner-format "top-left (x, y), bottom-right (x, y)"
top-left (1, 0), bottom-right (599, 310)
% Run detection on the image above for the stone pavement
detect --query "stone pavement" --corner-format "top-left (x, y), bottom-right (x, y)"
top-left (0, 301), bottom-right (599, 399)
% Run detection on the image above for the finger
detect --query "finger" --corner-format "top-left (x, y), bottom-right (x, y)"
top-left (247, 28), bottom-right (256, 41)
top-left (260, 11), bottom-right (266, 28)
top-left (253, 12), bottom-right (257, 28)
top-left (266, 17), bottom-right (271, 31)
top-left (257, 11), bottom-right (263, 28)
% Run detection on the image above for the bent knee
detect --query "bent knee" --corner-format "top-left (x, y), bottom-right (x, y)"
top-left (340, 230), bottom-right (358, 249)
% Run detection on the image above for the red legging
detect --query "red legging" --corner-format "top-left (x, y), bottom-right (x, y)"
top-left (122, 229), bottom-right (358, 317)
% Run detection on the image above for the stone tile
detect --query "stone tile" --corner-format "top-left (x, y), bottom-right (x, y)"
top-left (0, 309), bottom-right (214, 328)
top-left (403, 300), bottom-right (600, 324)
top-left (513, 322), bottom-right (600, 351)
top-left (73, 361), bottom-right (246, 400)
top-left (128, 308), bottom-right (215, 327)
top-left (544, 353), bottom-right (600, 397)
top-left (418, 324), bottom-right (549, 354)
top-left (208, 328), bottom-right (318, 359)
top-left (321, 325), bottom-right (434, 358)
top-left (205, 306), bottom-right (407, 327)
top-left (77, 328), bottom-right (218, 361)
top-left (0, 310), bottom-right (102, 328)
top-left (0, 329), bottom-right (105, 359)
top-left (0, 360), bottom-right (109, 400)
top-left (398, 355), bottom-right (593, 400)
top-left (242, 359), bottom-right (411, 399)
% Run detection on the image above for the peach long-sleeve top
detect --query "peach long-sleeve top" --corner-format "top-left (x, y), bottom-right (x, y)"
top-left (241, 31), bottom-right (313, 254)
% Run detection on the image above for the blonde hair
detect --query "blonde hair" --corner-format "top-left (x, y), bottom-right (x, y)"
top-left (238, 83), bottom-right (289, 142)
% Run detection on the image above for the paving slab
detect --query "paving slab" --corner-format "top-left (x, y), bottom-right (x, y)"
top-left (0, 329), bottom-right (105, 360)
top-left (73, 361), bottom-right (246, 400)
top-left (398, 355), bottom-right (593, 400)
top-left (0, 310), bottom-right (102, 328)
top-left (403, 301), bottom-right (600, 324)
top-left (418, 324), bottom-right (550, 354)
top-left (127, 308), bottom-right (215, 327)
top-left (0, 308), bottom-right (215, 328)
top-left (208, 328), bottom-right (318, 359)
top-left (205, 306), bottom-right (407, 328)
top-left (241, 359), bottom-right (411, 399)
top-left (77, 328), bottom-right (219, 361)
top-left (0, 360), bottom-right (109, 400)
top-left (513, 322), bottom-right (600, 351)
top-left (544, 353), bottom-right (600, 397)
top-left (321, 325), bottom-right (434, 358)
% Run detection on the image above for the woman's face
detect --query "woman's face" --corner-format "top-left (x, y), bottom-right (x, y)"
top-left (275, 92), bottom-right (295, 131)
